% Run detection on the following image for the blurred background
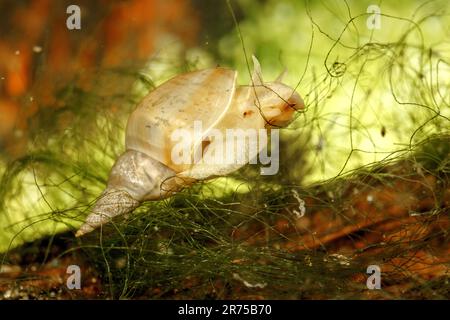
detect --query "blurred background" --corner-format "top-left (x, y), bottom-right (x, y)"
top-left (0, 0), bottom-right (200, 158)
top-left (0, 0), bottom-right (449, 299)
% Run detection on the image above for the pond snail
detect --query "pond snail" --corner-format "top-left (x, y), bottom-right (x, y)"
top-left (76, 56), bottom-right (304, 237)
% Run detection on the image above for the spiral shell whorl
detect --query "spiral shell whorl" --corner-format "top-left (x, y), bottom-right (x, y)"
top-left (76, 189), bottom-right (140, 237)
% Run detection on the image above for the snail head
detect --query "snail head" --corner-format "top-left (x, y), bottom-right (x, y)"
top-left (250, 55), bottom-right (305, 128)
top-left (255, 82), bottom-right (304, 128)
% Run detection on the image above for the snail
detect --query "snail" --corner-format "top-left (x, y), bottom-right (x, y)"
top-left (76, 56), bottom-right (304, 237)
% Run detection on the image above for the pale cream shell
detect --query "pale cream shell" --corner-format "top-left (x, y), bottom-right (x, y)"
top-left (126, 68), bottom-right (237, 173)
top-left (171, 86), bottom-right (269, 181)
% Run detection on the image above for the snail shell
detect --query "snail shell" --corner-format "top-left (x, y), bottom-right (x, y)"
top-left (126, 67), bottom-right (237, 173)
top-left (76, 56), bottom-right (304, 237)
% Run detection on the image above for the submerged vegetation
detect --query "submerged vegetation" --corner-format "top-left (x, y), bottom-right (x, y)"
top-left (0, 0), bottom-right (449, 299)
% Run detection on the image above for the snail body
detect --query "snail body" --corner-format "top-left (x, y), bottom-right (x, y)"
top-left (76, 56), bottom-right (304, 236)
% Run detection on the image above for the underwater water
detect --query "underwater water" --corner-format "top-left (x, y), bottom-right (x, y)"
top-left (0, 0), bottom-right (449, 299)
